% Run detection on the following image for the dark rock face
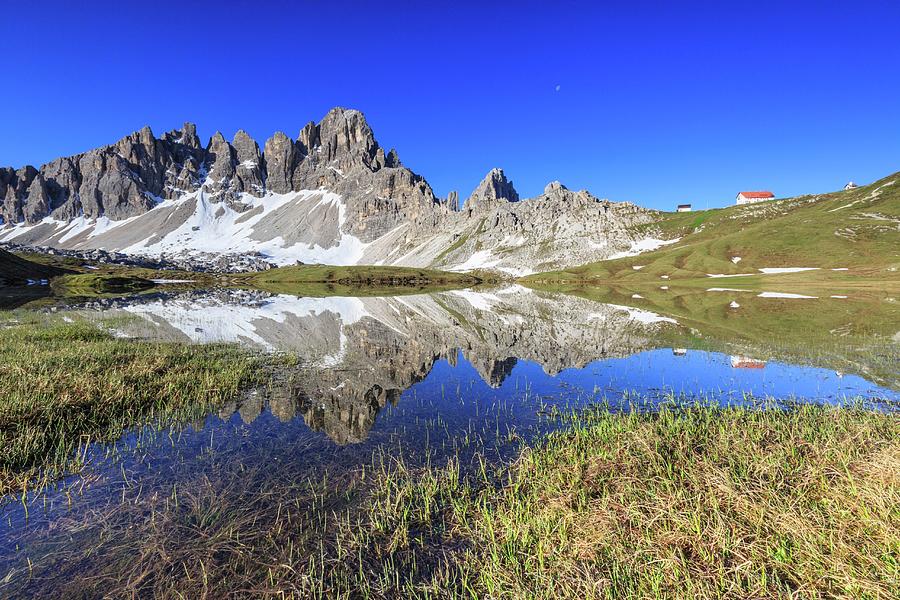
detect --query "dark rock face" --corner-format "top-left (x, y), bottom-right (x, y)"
top-left (1, 166), bottom-right (38, 225)
top-left (262, 132), bottom-right (298, 194)
top-left (0, 122), bottom-right (211, 225)
top-left (232, 130), bottom-right (264, 196)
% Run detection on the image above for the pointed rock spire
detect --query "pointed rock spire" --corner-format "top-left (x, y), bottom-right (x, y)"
top-left (23, 173), bottom-right (49, 224)
top-left (180, 122), bottom-right (201, 149)
top-left (232, 130), bottom-right (264, 196)
top-left (297, 121), bottom-right (319, 156)
top-left (466, 168), bottom-right (519, 209)
top-left (263, 131), bottom-right (298, 194)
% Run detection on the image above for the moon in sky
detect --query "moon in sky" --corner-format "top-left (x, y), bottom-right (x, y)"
top-left (555, 84), bottom-right (561, 92)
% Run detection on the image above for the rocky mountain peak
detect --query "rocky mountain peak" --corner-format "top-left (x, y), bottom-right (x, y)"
top-left (544, 181), bottom-right (567, 194)
top-left (137, 125), bottom-right (155, 145)
top-left (0, 107), bottom-right (658, 276)
top-left (304, 107), bottom-right (380, 169)
top-left (232, 130), bottom-right (261, 162)
top-left (208, 131), bottom-right (227, 148)
top-left (181, 122), bottom-right (201, 149)
top-left (0, 108), bottom-right (443, 230)
top-left (160, 122), bottom-right (200, 149)
top-left (465, 168), bottom-right (519, 209)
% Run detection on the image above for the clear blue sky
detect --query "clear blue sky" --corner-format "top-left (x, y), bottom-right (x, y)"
top-left (2, 1), bottom-right (899, 210)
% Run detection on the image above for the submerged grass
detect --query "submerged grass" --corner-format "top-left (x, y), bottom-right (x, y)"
top-left (8, 401), bottom-right (898, 598)
top-left (0, 313), bottom-right (262, 496)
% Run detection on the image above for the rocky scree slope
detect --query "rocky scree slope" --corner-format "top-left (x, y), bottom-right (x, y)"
top-left (0, 108), bottom-right (657, 275)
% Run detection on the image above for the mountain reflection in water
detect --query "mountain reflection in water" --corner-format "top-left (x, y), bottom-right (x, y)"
top-left (64, 286), bottom-right (897, 446)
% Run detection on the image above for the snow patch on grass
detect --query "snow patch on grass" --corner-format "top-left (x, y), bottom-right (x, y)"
top-left (607, 304), bottom-right (678, 325)
top-left (758, 267), bottom-right (820, 274)
top-left (608, 237), bottom-right (680, 259)
top-left (757, 292), bottom-right (818, 299)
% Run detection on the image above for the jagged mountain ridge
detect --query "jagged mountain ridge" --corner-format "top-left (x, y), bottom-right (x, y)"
top-left (0, 108), bottom-right (659, 275)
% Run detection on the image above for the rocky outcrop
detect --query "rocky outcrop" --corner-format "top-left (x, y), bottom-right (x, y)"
top-left (1, 166), bottom-right (38, 225)
top-left (0, 121), bottom-right (213, 224)
top-left (465, 168), bottom-right (519, 209)
top-left (232, 130), bottom-right (264, 196)
top-left (262, 132), bottom-right (298, 194)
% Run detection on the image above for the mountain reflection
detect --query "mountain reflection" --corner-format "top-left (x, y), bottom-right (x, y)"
top-left (74, 287), bottom-right (674, 443)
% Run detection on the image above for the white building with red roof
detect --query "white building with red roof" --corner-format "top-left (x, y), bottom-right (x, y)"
top-left (735, 191), bottom-right (775, 205)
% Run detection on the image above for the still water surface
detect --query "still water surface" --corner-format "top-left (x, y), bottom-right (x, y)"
top-left (1, 286), bottom-right (897, 592)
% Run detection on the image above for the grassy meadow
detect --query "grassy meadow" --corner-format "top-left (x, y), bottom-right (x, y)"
top-left (526, 172), bottom-right (900, 287)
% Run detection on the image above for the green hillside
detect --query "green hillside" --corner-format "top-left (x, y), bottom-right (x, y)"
top-left (0, 249), bottom-right (71, 284)
top-left (237, 264), bottom-right (483, 296)
top-left (526, 172), bottom-right (900, 287)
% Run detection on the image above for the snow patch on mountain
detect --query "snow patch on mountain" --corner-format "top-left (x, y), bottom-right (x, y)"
top-left (1, 188), bottom-right (369, 267)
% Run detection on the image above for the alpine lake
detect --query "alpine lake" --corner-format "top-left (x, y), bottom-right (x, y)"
top-left (0, 281), bottom-right (897, 598)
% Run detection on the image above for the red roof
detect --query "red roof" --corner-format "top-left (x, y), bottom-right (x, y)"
top-left (738, 191), bottom-right (774, 199)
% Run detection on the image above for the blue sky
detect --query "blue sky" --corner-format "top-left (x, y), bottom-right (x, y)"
top-left (2, 1), bottom-right (899, 210)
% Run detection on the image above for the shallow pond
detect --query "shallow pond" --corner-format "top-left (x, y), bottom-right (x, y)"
top-left (0, 285), bottom-right (897, 594)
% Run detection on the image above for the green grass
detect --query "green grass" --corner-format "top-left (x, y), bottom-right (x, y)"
top-left (235, 263), bottom-right (482, 296)
top-left (428, 403), bottom-right (900, 599)
top-left (50, 272), bottom-right (157, 296)
top-left (318, 402), bottom-right (900, 598)
top-left (527, 172), bottom-right (900, 286)
top-left (12, 401), bottom-right (897, 598)
top-left (0, 313), bottom-right (263, 495)
top-left (0, 248), bottom-right (71, 283)
top-left (434, 231), bottom-right (471, 263)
